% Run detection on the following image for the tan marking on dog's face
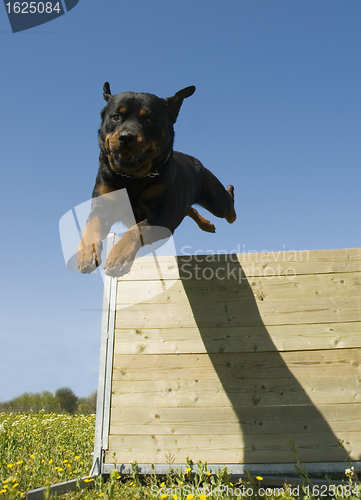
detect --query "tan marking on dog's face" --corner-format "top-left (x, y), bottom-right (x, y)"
top-left (139, 108), bottom-right (148, 117)
top-left (108, 153), bottom-right (118, 172)
top-left (119, 106), bottom-right (127, 114)
top-left (106, 132), bottom-right (121, 150)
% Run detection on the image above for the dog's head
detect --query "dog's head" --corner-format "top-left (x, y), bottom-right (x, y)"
top-left (99, 83), bottom-right (195, 177)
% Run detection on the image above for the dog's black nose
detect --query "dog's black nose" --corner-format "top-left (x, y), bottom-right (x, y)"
top-left (118, 132), bottom-right (136, 145)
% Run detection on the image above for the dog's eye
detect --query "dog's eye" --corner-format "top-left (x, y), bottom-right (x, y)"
top-left (111, 114), bottom-right (120, 122)
top-left (145, 117), bottom-right (154, 125)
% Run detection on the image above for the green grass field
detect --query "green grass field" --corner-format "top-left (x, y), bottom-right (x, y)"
top-left (0, 412), bottom-right (95, 496)
top-left (1, 412), bottom-right (360, 500)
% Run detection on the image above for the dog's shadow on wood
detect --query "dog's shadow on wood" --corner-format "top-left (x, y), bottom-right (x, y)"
top-left (177, 255), bottom-right (348, 465)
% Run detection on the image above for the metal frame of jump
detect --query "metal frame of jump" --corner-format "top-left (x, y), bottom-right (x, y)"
top-left (90, 237), bottom-right (361, 477)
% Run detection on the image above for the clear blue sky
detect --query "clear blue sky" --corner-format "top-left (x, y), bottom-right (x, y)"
top-left (1, 0), bottom-right (360, 401)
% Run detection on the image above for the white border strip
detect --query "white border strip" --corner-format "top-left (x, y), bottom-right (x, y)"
top-left (91, 233), bottom-right (118, 476)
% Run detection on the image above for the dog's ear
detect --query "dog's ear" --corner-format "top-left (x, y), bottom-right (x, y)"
top-left (165, 86), bottom-right (196, 122)
top-left (103, 82), bottom-right (112, 102)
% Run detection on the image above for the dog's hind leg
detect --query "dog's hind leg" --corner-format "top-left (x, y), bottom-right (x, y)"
top-left (187, 207), bottom-right (216, 233)
top-left (225, 185), bottom-right (237, 223)
top-left (197, 168), bottom-right (237, 224)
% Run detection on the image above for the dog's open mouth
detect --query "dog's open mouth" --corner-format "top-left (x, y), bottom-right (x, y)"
top-left (111, 148), bottom-right (150, 168)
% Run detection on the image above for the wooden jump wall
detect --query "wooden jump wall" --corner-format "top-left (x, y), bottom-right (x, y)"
top-left (92, 244), bottom-right (361, 475)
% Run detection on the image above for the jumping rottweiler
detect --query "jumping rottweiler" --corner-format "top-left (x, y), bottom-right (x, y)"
top-left (77, 83), bottom-right (236, 276)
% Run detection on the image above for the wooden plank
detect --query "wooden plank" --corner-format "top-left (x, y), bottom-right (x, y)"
top-left (116, 248), bottom-right (361, 281)
top-left (114, 297), bottom-right (361, 329)
top-left (116, 272), bottom-right (361, 305)
top-left (112, 350), bottom-right (361, 381)
top-left (176, 257), bottom-right (361, 280)
top-left (104, 431), bottom-right (359, 464)
top-left (113, 322), bottom-right (361, 354)
top-left (110, 376), bottom-right (361, 408)
top-left (108, 403), bottom-right (361, 435)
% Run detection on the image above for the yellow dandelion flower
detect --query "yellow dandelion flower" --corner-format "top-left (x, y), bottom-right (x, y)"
top-left (173, 495), bottom-right (178, 500)
top-left (256, 476), bottom-right (263, 481)
top-left (186, 495), bottom-right (194, 500)
top-left (0, 490), bottom-right (6, 494)
top-left (160, 482), bottom-right (165, 487)
top-left (58, 467), bottom-right (63, 472)
top-left (185, 468), bottom-right (191, 473)
top-left (75, 456), bottom-right (80, 460)
top-left (63, 460), bottom-right (68, 464)
top-left (230, 482), bottom-right (233, 486)
top-left (200, 495), bottom-right (207, 500)
top-left (206, 472), bottom-right (211, 476)
top-left (13, 484), bottom-right (19, 489)
top-left (49, 460), bottom-right (53, 464)
top-left (99, 494), bottom-right (104, 498)
top-left (160, 496), bottom-right (167, 499)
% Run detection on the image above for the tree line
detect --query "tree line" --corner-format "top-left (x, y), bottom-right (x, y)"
top-left (0, 388), bottom-right (97, 414)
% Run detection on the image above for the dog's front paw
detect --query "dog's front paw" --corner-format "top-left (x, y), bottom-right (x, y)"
top-left (77, 240), bottom-right (102, 273)
top-left (103, 238), bottom-right (138, 277)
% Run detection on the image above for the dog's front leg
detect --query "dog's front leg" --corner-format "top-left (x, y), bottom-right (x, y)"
top-left (77, 216), bottom-right (105, 274)
top-left (77, 191), bottom-right (119, 274)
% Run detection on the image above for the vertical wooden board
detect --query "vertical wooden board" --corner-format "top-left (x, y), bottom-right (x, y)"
top-left (105, 248), bottom-right (361, 468)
